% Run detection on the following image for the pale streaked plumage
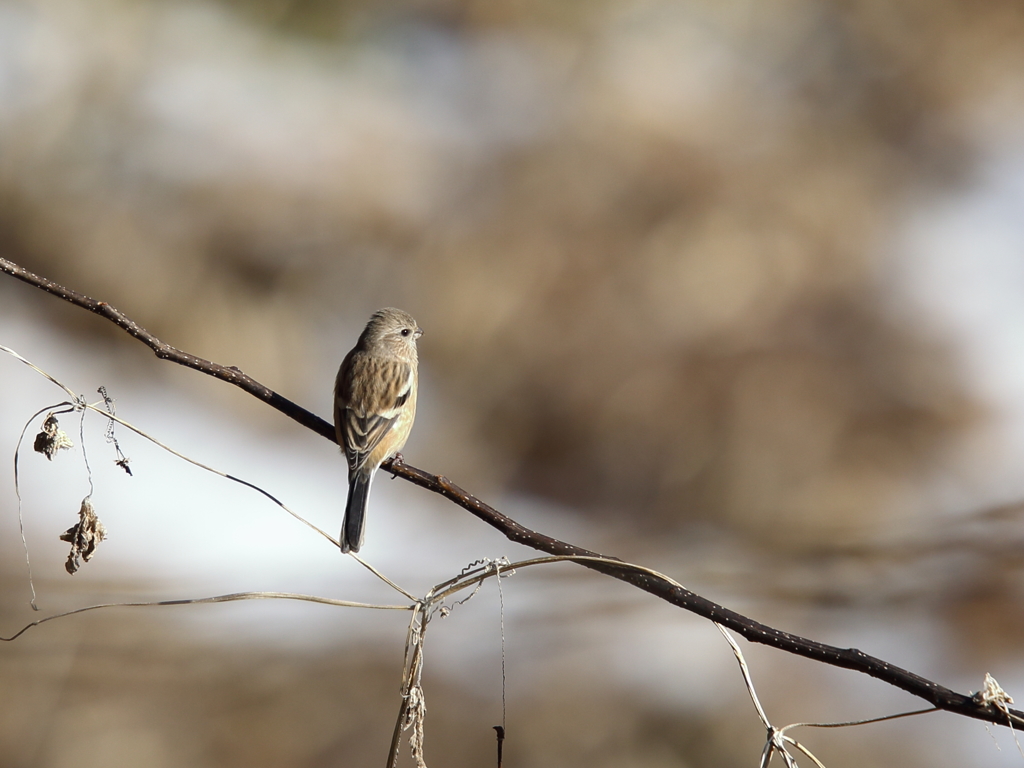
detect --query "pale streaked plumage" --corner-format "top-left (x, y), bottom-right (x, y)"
top-left (334, 308), bottom-right (421, 553)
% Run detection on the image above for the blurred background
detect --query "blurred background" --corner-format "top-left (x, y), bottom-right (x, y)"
top-left (2, 0), bottom-right (1024, 765)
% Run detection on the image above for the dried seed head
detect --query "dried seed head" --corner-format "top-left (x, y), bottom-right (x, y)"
top-left (60, 498), bottom-right (107, 575)
top-left (34, 414), bottom-right (74, 461)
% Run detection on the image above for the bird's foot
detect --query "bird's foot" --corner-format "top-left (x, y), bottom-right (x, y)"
top-left (389, 452), bottom-right (405, 478)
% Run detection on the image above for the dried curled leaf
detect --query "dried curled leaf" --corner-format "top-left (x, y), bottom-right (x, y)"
top-left (33, 414), bottom-right (74, 460)
top-left (60, 498), bottom-right (107, 575)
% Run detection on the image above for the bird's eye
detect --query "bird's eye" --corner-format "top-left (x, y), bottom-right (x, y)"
top-left (400, 328), bottom-right (411, 337)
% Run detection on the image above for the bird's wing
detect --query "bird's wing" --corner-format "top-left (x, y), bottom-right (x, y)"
top-left (341, 359), bottom-right (414, 472)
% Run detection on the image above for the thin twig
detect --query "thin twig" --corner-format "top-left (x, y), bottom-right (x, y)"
top-left (1, 591), bottom-right (413, 642)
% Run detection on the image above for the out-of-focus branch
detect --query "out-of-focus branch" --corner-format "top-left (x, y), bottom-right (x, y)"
top-left (2, 256), bottom-right (1020, 730)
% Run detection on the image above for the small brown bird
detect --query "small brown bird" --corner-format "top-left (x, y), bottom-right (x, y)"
top-left (333, 308), bottom-right (422, 553)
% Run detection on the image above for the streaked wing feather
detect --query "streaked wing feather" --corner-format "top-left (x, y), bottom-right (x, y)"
top-left (343, 410), bottom-right (399, 471)
top-left (341, 359), bottom-right (414, 472)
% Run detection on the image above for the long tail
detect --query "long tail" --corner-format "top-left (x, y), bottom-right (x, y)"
top-left (341, 470), bottom-right (374, 553)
